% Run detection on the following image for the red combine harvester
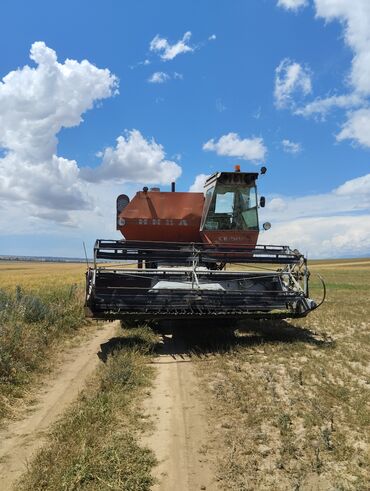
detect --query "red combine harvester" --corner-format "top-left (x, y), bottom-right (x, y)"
top-left (85, 167), bottom-right (324, 324)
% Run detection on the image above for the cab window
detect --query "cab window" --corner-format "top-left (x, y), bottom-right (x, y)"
top-left (203, 183), bottom-right (258, 231)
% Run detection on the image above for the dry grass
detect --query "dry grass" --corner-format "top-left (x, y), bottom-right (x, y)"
top-left (16, 326), bottom-right (158, 491)
top-left (196, 260), bottom-right (370, 490)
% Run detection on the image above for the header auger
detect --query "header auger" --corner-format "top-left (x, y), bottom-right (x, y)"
top-left (85, 167), bottom-right (325, 325)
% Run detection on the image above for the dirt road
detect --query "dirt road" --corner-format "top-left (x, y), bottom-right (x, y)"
top-left (142, 332), bottom-right (216, 491)
top-left (0, 322), bottom-right (118, 490)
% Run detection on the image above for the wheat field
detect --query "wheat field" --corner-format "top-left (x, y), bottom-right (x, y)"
top-left (0, 261), bottom-right (86, 290)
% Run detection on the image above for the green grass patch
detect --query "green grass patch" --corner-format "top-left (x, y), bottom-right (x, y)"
top-left (16, 326), bottom-right (158, 491)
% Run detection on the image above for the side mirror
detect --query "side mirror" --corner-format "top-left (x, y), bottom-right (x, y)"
top-left (259, 196), bottom-right (266, 207)
top-left (263, 222), bottom-right (271, 231)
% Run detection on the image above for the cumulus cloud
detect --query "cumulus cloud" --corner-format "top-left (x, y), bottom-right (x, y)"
top-left (149, 32), bottom-right (193, 61)
top-left (281, 139), bottom-right (302, 154)
top-left (274, 59), bottom-right (312, 109)
top-left (81, 129), bottom-right (182, 185)
top-left (277, 0), bottom-right (308, 10)
top-left (260, 172), bottom-right (370, 257)
top-left (203, 133), bottom-right (267, 162)
top-left (148, 71), bottom-right (170, 83)
top-left (208, 34), bottom-right (217, 41)
top-left (0, 42), bottom-right (184, 231)
top-left (0, 41), bottom-right (118, 221)
top-left (189, 174), bottom-right (209, 192)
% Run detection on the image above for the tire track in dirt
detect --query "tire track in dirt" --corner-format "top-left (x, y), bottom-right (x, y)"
top-left (142, 332), bottom-right (216, 491)
top-left (0, 321), bottom-right (118, 490)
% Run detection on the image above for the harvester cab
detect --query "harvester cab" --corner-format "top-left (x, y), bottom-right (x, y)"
top-left (200, 170), bottom-right (260, 248)
top-left (85, 166), bottom-right (325, 324)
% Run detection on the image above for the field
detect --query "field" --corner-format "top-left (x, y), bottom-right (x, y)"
top-left (0, 261), bottom-right (86, 289)
top-left (0, 261), bottom-right (86, 421)
top-left (0, 258), bottom-right (369, 490)
top-left (195, 260), bottom-right (370, 490)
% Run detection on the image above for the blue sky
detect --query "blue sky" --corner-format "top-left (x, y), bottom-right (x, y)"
top-left (0, 0), bottom-right (370, 258)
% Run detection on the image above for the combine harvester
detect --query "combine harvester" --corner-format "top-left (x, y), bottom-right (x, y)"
top-left (85, 166), bottom-right (325, 326)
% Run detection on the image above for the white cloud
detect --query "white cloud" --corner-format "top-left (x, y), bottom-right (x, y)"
top-left (208, 34), bottom-right (217, 41)
top-left (148, 71), bottom-right (183, 84)
top-left (189, 174), bottom-right (209, 192)
top-left (0, 41), bottom-right (118, 221)
top-left (148, 71), bottom-right (170, 83)
top-left (81, 129), bottom-right (182, 185)
top-left (281, 139), bottom-right (302, 154)
top-left (263, 174), bottom-right (370, 223)
top-left (315, 0), bottom-right (370, 96)
top-left (336, 108), bottom-right (370, 147)
top-left (0, 42), bottom-right (117, 162)
top-left (260, 172), bottom-right (370, 257)
top-left (312, 1), bottom-right (370, 146)
top-left (130, 59), bottom-right (151, 70)
top-left (0, 42), bottom-right (183, 233)
top-left (274, 58), bottom-right (312, 109)
top-left (261, 215), bottom-right (370, 258)
top-left (149, 31), bottom-right (193, 61)
top-left (267, 197), bottom-right (287, 212)
top-left (277, 0), bottom-right (308, 10)
top-left (281, 1), bottom-right (370, 147)
top-left (203, 133), bottom-right (267, 162)
top-left (296, 93), bottom-right (364, 118)
top-left (336, 173), bottom-right (370, 198)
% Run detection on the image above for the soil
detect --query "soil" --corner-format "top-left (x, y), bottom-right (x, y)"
top-left (0, 322), bottom-right (118, 490)
top-left (141, 332), bottom-right (217, 491)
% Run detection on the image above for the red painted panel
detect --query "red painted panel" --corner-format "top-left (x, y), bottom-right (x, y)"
top-left (201, 230), bottom-right (259, 248)
top-left (118, 191), bottom-right (204, 242)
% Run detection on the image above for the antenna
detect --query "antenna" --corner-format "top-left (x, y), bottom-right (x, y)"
top-left (83, 241), bottom-right (89, 269)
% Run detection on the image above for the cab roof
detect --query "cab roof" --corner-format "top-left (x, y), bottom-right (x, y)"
top-left (204, 171), bottom-right (259, 188)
